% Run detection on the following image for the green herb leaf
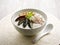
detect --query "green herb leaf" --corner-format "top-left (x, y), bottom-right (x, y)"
top-left (26, 11), bottom-right (33, 19)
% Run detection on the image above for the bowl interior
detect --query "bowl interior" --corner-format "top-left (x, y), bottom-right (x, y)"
top-left (11, 9), bottom-right (47, 29)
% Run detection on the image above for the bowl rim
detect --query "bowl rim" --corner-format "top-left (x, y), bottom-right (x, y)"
top-left (11, 8), bottom-right (47, 30)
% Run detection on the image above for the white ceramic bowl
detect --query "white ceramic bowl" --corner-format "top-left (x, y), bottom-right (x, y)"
top-left (11, 9), bottom-right (47, 36)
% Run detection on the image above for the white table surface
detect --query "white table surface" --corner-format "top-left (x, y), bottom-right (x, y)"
top-left (0, 11), bottom-right (60, 45)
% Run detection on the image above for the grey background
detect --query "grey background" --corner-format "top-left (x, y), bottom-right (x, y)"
top-left (0, 0), bottom-right (60, 20)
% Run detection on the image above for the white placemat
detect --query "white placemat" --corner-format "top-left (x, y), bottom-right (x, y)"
top-left (0, 12), bottom-right (60, 45)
